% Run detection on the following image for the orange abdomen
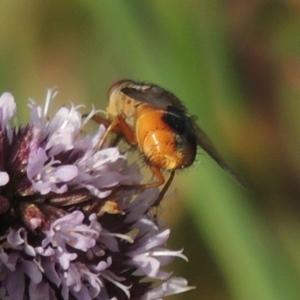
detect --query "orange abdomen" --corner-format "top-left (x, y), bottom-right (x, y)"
top-left (135, 107), bottom-right (196, 170)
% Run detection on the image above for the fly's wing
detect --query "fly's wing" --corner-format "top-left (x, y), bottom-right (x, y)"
top-left (121, 83), bottom-right (187, 111)
top-left (193, 122), bottom-right (245, 187)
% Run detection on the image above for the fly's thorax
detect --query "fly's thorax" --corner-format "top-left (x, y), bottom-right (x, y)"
top-left (135, 106), bottom-right (197, 170)
top-left (107, 88), bottom-right (141, 128)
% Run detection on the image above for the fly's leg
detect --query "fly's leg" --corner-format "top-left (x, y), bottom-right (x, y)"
top-left (153, 170), bottom-right (175, 207)
top-left (90, 114), bottom-right (112, 128)
top-left (150, 170), bottom-right (175, 219)
top-left (92, 114), bottom-right (173, 212)
top-left (94, 114), bottom-right (136, 149)
top-left (105, 161), bottom-right (166, 193)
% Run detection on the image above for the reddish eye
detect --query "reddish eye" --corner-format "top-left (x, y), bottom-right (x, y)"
top-left (108, 79), bottom-right (131, 98)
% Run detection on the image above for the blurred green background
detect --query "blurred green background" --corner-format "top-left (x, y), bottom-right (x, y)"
top-left (1, 1), bottom-right (300, 299)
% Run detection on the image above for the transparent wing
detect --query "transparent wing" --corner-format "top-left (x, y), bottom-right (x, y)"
top-left (193, 122), bottom-right (245, 187)
top-left (121, 84), bottom-right (186, 110)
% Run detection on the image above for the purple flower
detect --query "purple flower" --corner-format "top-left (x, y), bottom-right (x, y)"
top-left (0, 89), bottom-right (195, 299)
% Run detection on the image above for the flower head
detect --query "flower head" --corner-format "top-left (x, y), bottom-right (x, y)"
top-left (0, 89), bottom-right (195, 299)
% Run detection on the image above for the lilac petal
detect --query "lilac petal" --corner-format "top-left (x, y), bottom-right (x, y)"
top-left (131, 254), bottom-right (171, 280)
top-left (93, 258), bottom-right (112, 272)
top-left (0, 251), bottom-right (18, 271)
top-left (0, 92), bottom-right (16, 126)
top-left (31, 181), bottom-right (54, 195)
top-left (53, 165), bottom-right (78, 181)
top-left (40, 257), bottom-right (61, 287)
top-left (152, 249), bottom-right (187, 266)
top-left (81, 125), bottom-right (101, 149)
top-left (46, 107), bottom-right (82, 155)
top-left (28, 281), bottom-right (51, 300)
top-left (125, 190), bottom-right (159, 223)
top-left (60, 272), bottom-right (70, 300)
top-left (143, 230), bottom-right (170, 251)
top-left (98, 232), bottom-right (119, 252)
top-left (29, 127), bottom-right (44, 154)
top-left (43, 211), bottom-right (99, 252)
top-left (65, 263), bottom-right (82, 292)
top-left (0, 172), bottom-right (9, 186)
top-left (71, 284), bottom-right (91, 300)
top-left (27, 148), bottom-right (48, 179)
top-left (48, 106), bottom-right (81, 135)
top-left (91, 171), bottom-right (128, 187)
top-left (55, 209), bottom-right (84, 226)
top-left (129, 229), bottom-right (170, 256)
top-left (35, 246), bottom-right (55, 257)
top-left (28, 88), bottom-right (58, 129)
top-left (7, 268), bottom-right (25, 300)
top-left (81, 270), bottom-right (103, 298)
top-left (28, 99), bottom-right (44, 127)
top-left (69, 235), bottom-right (96, 252)
top-left (6, 228), bottom-right (36, 256)
top-left (101, 270), bottom-right (130, 299)
top-left (81, 184), bottom-right (112, 198)
top-left (55, 184), bottom-right (69, 194)
top-left (28, 152), bottom-right (78, 194)
top-left (158, 277), bottom-right (196, 296)
top-left (56, 249), bottom-right (77, 270)
top-left (21, 260), bottom-right (42, 284)
top-left (28, 146), bottom-right (78, 194)
top-left (0, 250), bottom-right (13, 271)
top-left (142, 277), bottom-right (195, 300)
top-left (132, 255), bottom-right (162, 278)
